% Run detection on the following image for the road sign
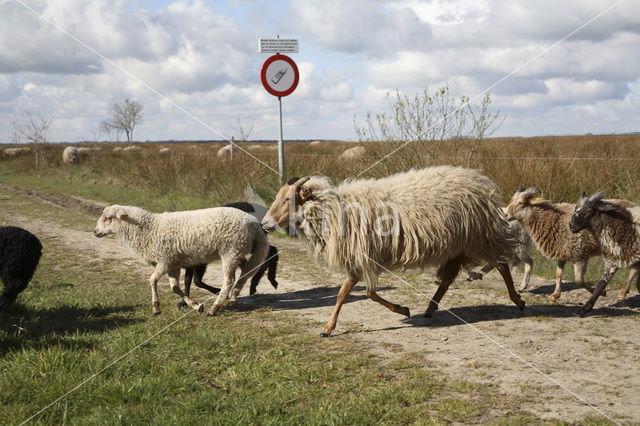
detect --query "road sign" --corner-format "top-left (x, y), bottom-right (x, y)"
top-left (259, 38), bottom-right (298, 53)
top-left (260, 54), bottom-right (299, 97)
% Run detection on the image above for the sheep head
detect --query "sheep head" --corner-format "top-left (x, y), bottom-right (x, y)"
top-left (94, 205), bottom-right (137, 237)
top-left (569, 191), bottom-right (608, 233)
top-left (504, 187), bottom-right (542, 222)
top-left (262, 176), bottom-right (312, 235)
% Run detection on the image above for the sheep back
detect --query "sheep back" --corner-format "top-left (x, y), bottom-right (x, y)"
top-left (0, 226), bottom-right (42, 307)
top-left (301, 166), bottom-right (513, 277)
top-left (524, 200), bottom-right (600, 261)
top-left (595, 205), bottom-right (640, 268)
top-left (114, 205), bottom-right (262, 268)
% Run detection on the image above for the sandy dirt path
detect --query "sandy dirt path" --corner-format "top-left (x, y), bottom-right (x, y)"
top-left (2, 185), bottom-right (639, 423)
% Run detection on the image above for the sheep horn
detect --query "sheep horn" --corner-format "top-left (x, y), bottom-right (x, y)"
top-left (588, 191), bottom-right (607, 203)
top-left (291, 176), bottom-right (310, 190)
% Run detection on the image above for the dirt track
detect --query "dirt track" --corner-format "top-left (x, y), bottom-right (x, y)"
top-left (2, 184), bottom-right (640, 423)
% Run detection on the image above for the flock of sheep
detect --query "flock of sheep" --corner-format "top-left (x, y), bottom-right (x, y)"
top-left (2, 165), bottom-right (639, 337)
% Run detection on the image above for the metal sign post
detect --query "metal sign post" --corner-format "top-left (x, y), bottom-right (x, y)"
top-left (259, 38), bottom-right (299, 184)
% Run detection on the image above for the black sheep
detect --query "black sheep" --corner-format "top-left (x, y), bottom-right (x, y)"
top-left (0, 226), bottom-right (42, 310)
top-left (178, 202), bottom-right (279, 307)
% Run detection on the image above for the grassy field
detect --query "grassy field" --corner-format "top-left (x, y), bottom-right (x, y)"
top-left (0, 185), bottom-right (546, 424)
top-left (1, 135), bottom-right (638, 424)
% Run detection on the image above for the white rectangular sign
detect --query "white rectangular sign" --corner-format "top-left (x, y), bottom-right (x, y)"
top-left (259, 38), bottom-right (299, 53)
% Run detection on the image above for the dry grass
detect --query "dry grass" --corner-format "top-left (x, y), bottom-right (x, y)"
top-left (2, 134), bottom-right (640, 207)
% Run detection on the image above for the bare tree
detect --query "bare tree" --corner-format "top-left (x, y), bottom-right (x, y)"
top-left (355, 85), bottom-right (504, 171)
top-left (103, 98), bottom-right (143, 143)
top-left (11, 112), bottom-right (54, 167)
top-left (230, 114), bottom-right (254, 161)
top-left (99, 118), bottom-right (123, 143)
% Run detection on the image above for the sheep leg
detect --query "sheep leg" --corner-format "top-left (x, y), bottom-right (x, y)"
top-left (496, 262), bottom-right (526, 310)
top-left (548, 261), bottom-right (566, 302)
top-left (149, 266), bottom-right (166, 315)
top-left (320, 275), bottom-right (359, 337)
top-left (192, 264), bottom-right (220, 296)
top-left (573, 259), bottom-right (604, 296)
top-left (618, 266), bottom-right (639, 302)
top-left (266, 246), bottom-right (279, 289)
top-left (177, 267), bottom-right (194, 308)
top-left (249, 263), bottom-right (268, 295)
top-left (520, 256), bottom-right (533, 291)
top-left (168, 268), bottom-right (203, 313)
top-left (579, 263), bottom-right (618, 317)
top-left (425, 258), bottom-right (462, 317)
top-left (365, 273), bottom-right (410, 317)
top-left (206, 262), bottom-right (238, 316)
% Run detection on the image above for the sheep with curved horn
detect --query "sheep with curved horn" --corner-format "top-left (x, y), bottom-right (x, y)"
top-left (262, 167), bottom-right (525, 337)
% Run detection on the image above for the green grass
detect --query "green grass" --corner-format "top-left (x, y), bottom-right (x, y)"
top-left (0, 178), bottom-right (554, 425)
top-left (0, 233), bottom-right (542, 425)
top-left (0, 141), bottom-right (630, 424)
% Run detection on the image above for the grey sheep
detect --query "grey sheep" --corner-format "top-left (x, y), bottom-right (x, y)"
top-left (570, 191), bottom-right (640, 316)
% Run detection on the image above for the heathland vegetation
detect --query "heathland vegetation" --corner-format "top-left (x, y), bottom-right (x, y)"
top-left (1, 134), bottom-right (639, 423)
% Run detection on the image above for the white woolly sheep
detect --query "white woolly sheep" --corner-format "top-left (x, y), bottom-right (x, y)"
top-left (3, 147), bottom-right (30, 157)
top-left (505, 188), bottom-right (636, 302)
top-left (467, 208), bottom-right (534, 291)
top-left (62, 146), bottom-right (79, 164)
top-left (570, 191), bottom-right (640, 316)
top-left (339, 146), bottom-right (366, 160)
top-left (262, 167), bottom-right (525, 337)
top-left (94, 204), bottom-right (268, 315)
top-left (179, 201), bottom-right (280, 308)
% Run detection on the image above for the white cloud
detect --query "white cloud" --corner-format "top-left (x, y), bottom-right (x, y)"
top-left (1, 0), bottom-right (640, 143)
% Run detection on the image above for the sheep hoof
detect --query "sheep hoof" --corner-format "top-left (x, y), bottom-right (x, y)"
top-left (249, 288), bottom-right (257, 296)
top-left (399, 306), bottom-right (410, 317)
top-left (519, 300), bottom-right (526, 311)
top-left (205, 310), bottom-right (217, 317)
top-left (195, 304), bottom-right (204, 313)
top-left (153, 310), bottom-right (161, 316)
top-left (320, 332), bottom-right (330, 338)
top-left (177, 300), bottom-right (187, 308)
top-left (547, 294), bottom-right (560, 303)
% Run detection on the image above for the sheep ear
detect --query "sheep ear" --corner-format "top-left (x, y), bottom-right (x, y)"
top-left (300, 186), bottom-right (312, 201)
top-left (522, 187), bottom-right (541, 200)
top-left (115, 210), bottom-right (129, 221)
top-left (579, 191), bottom-right (586, 199)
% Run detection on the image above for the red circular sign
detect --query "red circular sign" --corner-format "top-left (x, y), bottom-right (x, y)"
top-left (260, 54), bottom-right (299, 97)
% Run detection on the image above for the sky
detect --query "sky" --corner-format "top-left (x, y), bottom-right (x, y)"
top-left (1, 0), bottom-right (640, 143)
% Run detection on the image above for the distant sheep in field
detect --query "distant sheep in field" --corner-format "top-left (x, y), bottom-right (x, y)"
top-left (262, 166), bottom-right (525, 337)
top-left (158, 147), bottom-right (171, 155)
top-left (178, 201), bottom-right (280, 308)
top-left (0, 226), bottom-right (42, 311)
top-left (94, 205), bottom-right (268, 315)
top-left (3, 147), bottom-right (30, 157)
top-left (77, 147), bottom-right (102, 158)
top-left (217, 144), bottom-right (232, 158)
top-left (506, 188), bottom-right (636, 302)
top-left (570, 192), bottom-right (640, 316)
top-left (112, 147), bottom-right (123, 152)
top-left (62, 146), bottom-right (79, 164)
top-left (467, 208), bottom-right (534, 291)
top-left (123, 146), bottom-right (142, 152)
top-left (339, 146), bottom-right (365, 160)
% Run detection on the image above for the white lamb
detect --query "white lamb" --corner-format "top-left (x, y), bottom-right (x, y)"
top-left (94, 204), bottom-right (268, 315)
